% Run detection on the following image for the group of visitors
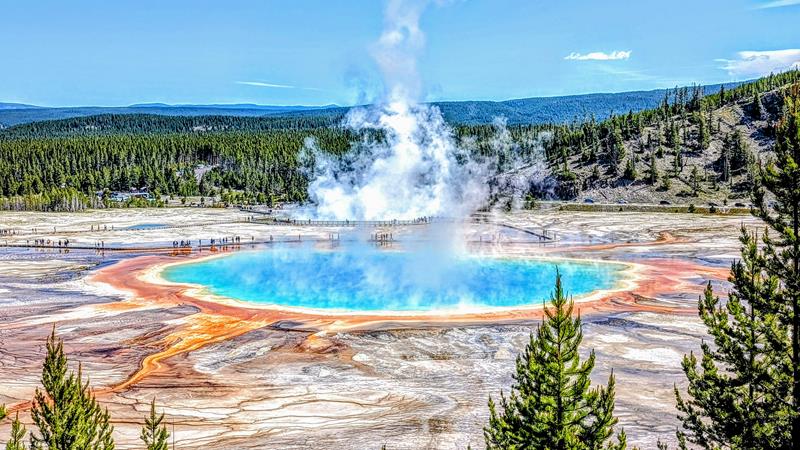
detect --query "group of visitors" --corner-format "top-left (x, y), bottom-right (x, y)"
top-left (28, 238), bottom-right (70, 248)
top-left (172, 236), bottom-right (244, 249)
top-left (372, 232), bottom-right (393, 242)
top-left (211, 236), bottom-right (242, 245)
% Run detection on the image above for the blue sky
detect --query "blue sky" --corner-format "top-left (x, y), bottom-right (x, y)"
top-left (1, 0), bottom-right (799, 106)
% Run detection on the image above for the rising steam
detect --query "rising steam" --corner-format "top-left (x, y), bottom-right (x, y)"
top-left (304, 0), bottom-right (490, 221)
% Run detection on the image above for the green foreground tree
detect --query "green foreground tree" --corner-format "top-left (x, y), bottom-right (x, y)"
top-left (484, 273), bottom-right (627, 450)
top-left (6, 413), bottom-right (28, 450)
top-left (29, 327), bottom-right (115, 450)
top-left (140, 399), bottom-right (169, 450)
top-left (3, 329), bottom-right (179, 449)
top-left (674, 85), bottom-right (800, 449)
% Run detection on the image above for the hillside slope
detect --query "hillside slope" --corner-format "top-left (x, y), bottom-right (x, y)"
top-left (437, 83), bottom-right (738, 125)
top-left (538, 73), bottom-right (798, 206)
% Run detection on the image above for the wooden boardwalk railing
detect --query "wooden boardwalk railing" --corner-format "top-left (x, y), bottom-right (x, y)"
top-left (251, 216), bottom-right (450, 228)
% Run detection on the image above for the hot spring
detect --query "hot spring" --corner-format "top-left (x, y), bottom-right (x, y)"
top-left (160, 245), bottom-right (629, 313)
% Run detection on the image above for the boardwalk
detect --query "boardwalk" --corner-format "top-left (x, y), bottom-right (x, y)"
top-left (254, 216), bottom-right (447, 228)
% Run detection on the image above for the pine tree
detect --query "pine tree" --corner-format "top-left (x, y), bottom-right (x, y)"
top-left (647, 152), bottom-right (660, 185)
top-left (724, 129), bottom-right (751, 172)
top-left (29, 327), bottom-right (115, 450)
top-left (674, 86), bottom-right (800, 449)
top-left (484, 273), bottom-right (627, 450)
top-left (95, 408), bottom-right (115, 450)
top-left (140, 398), bottom-right (170, 450)
top-left (673, 148), bottom-right (682, 176)
top-left (752, 93), bottom-right (763, 120)
top-left (588, 142), bottom-right (598, 163)
top-left (697, 114), bottom-right (710, 150)
top-left (608, 127), bottom-right (626, 174)
top-left (675, 232), bottom-right (789, 449)
top-left (670, 122), bottom-right (682, 150)
top-left (660, 175), bottom-right (672, 192)
top-left (623, 158), bottom-right (637, 181)
top-left (6, 412), bottom-right (28, 450)
top-left (690, 166), bottom-right (701, 195)
top-left (752, 85), bottom-right (800, 447)
top-left (719, 145), bottom-right (731, 183)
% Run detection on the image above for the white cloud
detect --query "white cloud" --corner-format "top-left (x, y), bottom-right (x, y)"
top-left (754, 0), bottom-right (800, 9)
top-left (236, 81), bottom-right (296, 89)
top-left (718, 49), bottom-right (800, 77)
top-left (236, 81), bottom-right (323, 91)
top-left (564, 50), bottom-right (631, 61)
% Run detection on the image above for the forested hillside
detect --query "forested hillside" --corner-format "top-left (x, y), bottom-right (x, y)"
top-left (0, 127), bottom-right (354, 210)
top-left (0, 71), bottom-right (796, 211)
top-left (533, 70), bottom-right (800, 205)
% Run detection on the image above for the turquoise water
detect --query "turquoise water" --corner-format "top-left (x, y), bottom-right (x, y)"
top-left (162, 247), bottom-right (626, 312)
top-left (124, 223), bottom-right (167, 230)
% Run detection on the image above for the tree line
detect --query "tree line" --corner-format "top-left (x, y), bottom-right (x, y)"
top-left (0, 128), bottom-right (355, 210)
top-left (0, 113), bottom-right (344, 139)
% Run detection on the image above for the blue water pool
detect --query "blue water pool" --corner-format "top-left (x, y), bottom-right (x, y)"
top-left (161, 247), bottom-right (627, 312)
top-left (124, 223), bottom-right (167, 230)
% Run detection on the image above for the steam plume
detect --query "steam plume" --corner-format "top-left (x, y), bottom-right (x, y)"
top-left (305, 0), bottom-right (489, 221)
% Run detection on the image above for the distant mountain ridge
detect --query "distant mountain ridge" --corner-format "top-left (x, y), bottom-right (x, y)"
top-left (0, 82), bottom-right (742, 128)
top-left (434, 83), bottom-right (742, 125)
top-left (128, 102), bottom-right (339, 111)
top-left (0, 102), bottom-right (41, 110)
top-left (0, 103), bottom-right (341, 129)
